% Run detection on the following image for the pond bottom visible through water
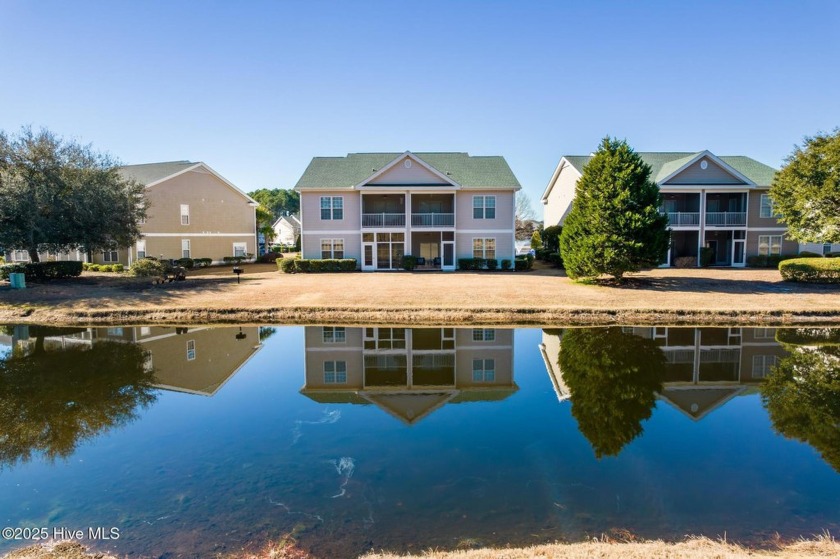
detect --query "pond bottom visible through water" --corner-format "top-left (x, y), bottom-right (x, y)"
top-left (0, 325), bottom-right (839, 558)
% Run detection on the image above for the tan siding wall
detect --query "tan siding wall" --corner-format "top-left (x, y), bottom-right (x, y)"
top-left (455, 190), bottom-right (515, 231)
top-left (91, 248), bottom-right (130, 265)
top-left (302, 233), bottom-right (361, 263)
top-left (747, 189), bottom-right (786, 228)
top-left (135, 235), bottom-right (255, 262)
top-left (740, 344), bottom-right (788, 383)
top-left (304, 349), bottom-right (365, 390)
top-left (746, 231), bottom-right (798, 257)
top-left (455, 346), bottom-right (514, 388)
top-left (300, 191), bottom-right (360, 232)
top-left (367, 157), bottom-right (450, 185)
top-left (456, 232), bottom-right (514, 262)
top-left (665, 158), bottom-right (747, 185)
top-left (543, 164), bottom-right (580, 226)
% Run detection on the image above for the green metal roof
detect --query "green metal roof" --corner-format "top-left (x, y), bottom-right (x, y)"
top-left (295, 152), bottom-right (521, 190)
top-left (118, 161), bottom-right (196, 185)
top-left (561, 152), bottom-right (777, 186)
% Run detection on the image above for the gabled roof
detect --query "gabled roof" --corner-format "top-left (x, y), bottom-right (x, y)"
top-left (272, 213), bottom-right (301, 229)
top-left (295, 151), bottom-right (521, 190)
top-left (118, 160), bottom-right (258, 205)
top-left (551, 151), bottom-right (777, 188)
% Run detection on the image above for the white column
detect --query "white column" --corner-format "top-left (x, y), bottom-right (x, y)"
top-left (697, 190), bottom-right (706, 266)
top-left (405, 191), bottom-right (411, 256)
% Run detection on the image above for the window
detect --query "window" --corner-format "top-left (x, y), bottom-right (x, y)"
top-left (323, 326), bottom-right (346, 344)
top-left (824, 243), bottom-right (833, 255)
top-left (102, 249), bottom-right (119, 262)
top-left (473, 195), bottom-right (496, 219)
top-left (753, 328), bottom-right (776, 339)
top-left (364, 327), bottom-right (406, 350)
top-left (320, 196), bottom-right (343, 220)
top-left (13, 250), bottom-right (28, 261)
top-left (180, 204), bottom-right (190, 225)
top-left (233, 242), bottom-right (247, 257)
top-left (472, 328), bottom-right (496, 342)
top-left (752, 355), bottom-right (778, 378)
top-left (136, 240), bottom-right (146, 259)
top-left (140, 326), bottom-right (151, 336)
top-left (759, 194), bottom-right (780, 219)
top-left (472, 238), bottom-right (496, 259)
top-left (320, 238), bottom-right (344, 259)
top-left (181, 239), bottom-right (191, 258)
top-left (758, 235), bottom-right (782, 256)
top-left (186, 339), bottom-right (196, 361)
top-left (472, 358), bottom-right (496, 382)
top-left (106, 327), bottom-right (124, 337)
top-left (324, 360), bottom-right (347, 384)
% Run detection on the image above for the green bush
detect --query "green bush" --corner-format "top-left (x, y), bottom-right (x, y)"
top-left (83, 262), bottom-right (92, 271)
top-left (798, 251), bottom-right (823, 258)
top-left (541, 225), bottom-right (562, 254)
top-left (102, 264), bottom-right (114, 272)
top-left (486, 258), bottom-right (498, 270)
top-left (176, 257), bottom-right (195, 269)
top-left (402, 255), bottom-right (417, 271)
top-left (294, 259), bottom-right (311, 273)
top-left (257, 252), bottom-right (282, 264)
top-left (699, 247), bottom-right (715, 267)
top-left (223, 255), bottom-right (249, 265)
top-left (194, 258), bottom-right (213, 267)
top-left (113, 264), bottom-right (125, 273)
top-left (0, 261), bottom-right (84, 281)
top-left (89, 264), bottom-right (101, 272)
top-left (779, 258), bottom-right (840, 283)
top-left (747, 254), bottom-right (798, 268)
top-left (130, 258), bottom-right (166, 277)
top-left (825, 252), bottom-right (840, 259)
top-left (458, 258), bottom-right (474, 270)
top-left (279, 258), bottom-right (295, 273)
top-left (501, 259), bottom-right (512, 270)
top-left (514, 255), bottom-right (534, 271)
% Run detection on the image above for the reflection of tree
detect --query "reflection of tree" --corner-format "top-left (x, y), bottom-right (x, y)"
top-left (0, 339), bottom-right (157, 468)
top-left (761, 340), bottom-right (840, 473)
top-left (259, 326), bottom-right (277, 341)
top-left (559, 327), bottom-right (665, 458)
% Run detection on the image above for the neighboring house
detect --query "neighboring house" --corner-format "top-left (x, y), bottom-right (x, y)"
top-left (541, 151), bottom-right (798, 267)
top-left (271, 213), bottom-right (301, 246)
top-left (5, 161), bottom-right (259, 265)
top-left (799, 241), bottom-right (840, 256)
top-left (294, 151), bottom-right (520, 270)
top-left (300, 326), bottom-right (517, 424)
top-left (540, 327), bottom-right (788, 420)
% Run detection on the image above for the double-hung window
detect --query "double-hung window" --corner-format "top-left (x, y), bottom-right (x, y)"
top-left (102, 249), bottom-right (119, 262)
top-left (186, 340), bottom-right (196, 361)
top-left (472, 328), bottom-right (496, 342)
top-left (472, 358), bottom-right (496, 382)
top-left (473, 195), bottom-right (496, 219)
top-left (320, 196), bottom-right (343, 220)
top-left (759, 194), bottom-right (780, 219)
top-left (323, 326), bottom-right (346, 344)
top-left (321, 238), bottom-right (344, 259)
top-left (752, 355), bottom-right (778, 378)
top-left (180, 204), bottom-right (190, 225)
top-left (324, 360), bottom-right (347, 384)
top-left (473, 238), bottom-right (495, 259)
top-left (181, 239), bottom-right (191, 258)
top-left (758, 235), bottom-right (782, 256)
top-left (136, 240), bottom-right (146, 259)
top-left (233, 242), bottom-right (247, 257)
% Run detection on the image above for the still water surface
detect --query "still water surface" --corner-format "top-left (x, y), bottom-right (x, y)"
top-left (0, 325), bottom-right (839, 557)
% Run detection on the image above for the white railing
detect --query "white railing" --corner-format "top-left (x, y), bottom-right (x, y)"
top-left (699, 348), bottom-right (741, 363)
top-left (362, 213), bottom-right (405, 227)
top-left (705, 212), bottom-right (746, 226)
top-left (411, 213), bottom-right (455, 227)
top-left (663, 211), bottom-right (701, 226)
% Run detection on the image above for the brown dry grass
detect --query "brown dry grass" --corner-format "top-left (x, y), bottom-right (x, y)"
top-left (0, 263), bottom-right (838, 326)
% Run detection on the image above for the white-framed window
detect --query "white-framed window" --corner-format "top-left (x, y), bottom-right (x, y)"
top-left (753, 328), bottom-right (776, 339)
top-left (759, 194), bottom-right (780, 219)
top-left (13, 250), bottom-right (28, 261)
top-left (140, 326), bottom-right (151, 336)
top-left (824, 243), bottom-right (833, 255)
top-left (106, 327), bottom-right (123, 337)
top-left (473, 195), bottom-right (496, 219)
top-left (320, 196), bottom-right (343, 220)
top-left (472, 238), bottom-right (496, 259)
top-left (752, 355), bottom-right (778, 378)
top-left (136, 240), bottom-right (146, 259)
top-left (472, 358), bottom-right (496, 382)
top-left (102, 249), bottom-right (119, 262)
top-left (323, 326), bottom-right (346, 344)
top-left (180, 204), bottom-right (190, 225)
top-left (233, 242), bottom-right (247, 257)
top-left (181, 239), bottom-right (191, 258)
top-left (758, 235), bottom-right (782, 256)
top-left (364, 327), bottom-right (407, 350)
top-left (186, 339), bottom-right (196, 361)
top-left (472, 328), bottom-right (496, 342)
top-left (320, 238), bottom-right (344, 259)
top-left (324, 360), bottom-right (347, 384)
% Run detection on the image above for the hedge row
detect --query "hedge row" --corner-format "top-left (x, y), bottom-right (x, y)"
top-left (779, 257), bottom-right (840, 283)
top-left (83, 263), bottom-right (125, 273)
top-left (746, 254), bottom-right (798, 268)
top-left (0, 261), bottom-right (84, 281)
top-left (279, 259), bottom-right (357, 273)
top-left (457, 258), bottom-right (514, 271)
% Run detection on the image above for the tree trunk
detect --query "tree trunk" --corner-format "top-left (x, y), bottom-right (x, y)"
top-left (27, 247), bottom-right (40, 263)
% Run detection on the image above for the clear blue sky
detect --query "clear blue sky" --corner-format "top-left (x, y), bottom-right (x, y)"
top-left (2, 1), bottom-right (839, 207)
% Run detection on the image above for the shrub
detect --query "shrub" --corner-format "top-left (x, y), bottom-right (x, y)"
top-left (747, 254), bottom-right (798, 268)
top-left (402, 255), bottom-right (417, 271)
top-left (102, 265), bottom-right (114, 273)
top-left (258, 252), bottom-right (282, 264)
top-left (176, 257), bottom-right (195, 269)
top-left (825, 252), bottom-right (840, 259)
top-left (113, 264), bottom-right (125, 273)
top-left (798, 251), bottom-right (823, 258)
top-left (0, 261), bottom-right (84, 281)
top-left (83, 262), bottom-right (92, 271)
top-left (541, 225), bottom-right (562, 254)
top-left (294, 259), bottom-right (311, 273)
top-left (89, 264), bottom-right (101, 272)
top-left (699, 247), bottom-right (715, 267)
top-left (501, 259), bottom-right (512, 270)
top-left (223, 255), bottom-right (252, 265)
top-left (193, 258), bottom-right (213, 267)
top-left (674, 256), bottom-right (697, 268)
top-left (544, 251), bottom-right (564, 268)
top-left (279, 258), bottom-right (295, 273)
top-left (779, 257), bottom-right (840, 283)
top-left (458, 258), bottom-right (475, 270)
top-left (281, 258), bottom-right (356, 273)
top-left (486, 258), bottom-right (498, 270)
top-left (514, 255), bottom-right (534, 271)
top-left (130, 258), bottom-right (166, 277)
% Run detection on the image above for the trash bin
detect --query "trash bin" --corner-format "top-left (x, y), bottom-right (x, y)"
top-left (9, 272), bottom-right (26, 289)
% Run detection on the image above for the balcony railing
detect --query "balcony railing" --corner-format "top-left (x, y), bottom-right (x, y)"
top-left (362, 213), bottom-right (406, 228)
top-left (411, 213), bottom-right (455, 227)
top-left (663, 211), bottom-right (701, 226)
top-left (705, 212), bottom-right (746, 226)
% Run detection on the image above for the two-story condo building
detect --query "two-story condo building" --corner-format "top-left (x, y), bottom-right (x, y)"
top-left (541, 151), bottom-right (798, 266)
top-left (294, 152), bottom-right (520, 270)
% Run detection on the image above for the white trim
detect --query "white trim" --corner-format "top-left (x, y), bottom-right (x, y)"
top-left (302, 230), bottom-right (360, 235)
top-left (747, 227), bottom-right (788, 231)
top-left (541, 157), bottom-right (582, 203)
top-left (144, 162), bottom-right (259, 205)
top-left (661, 187), bottom-right (751, 194)
top-left (658, 151), bottom-right (756, 186)
top-left (353, 152), bottom-right (461, 189)
top-left (141, 232), bottom-right (255, 237)
top-left (456, 229), bottom-right (515, 234)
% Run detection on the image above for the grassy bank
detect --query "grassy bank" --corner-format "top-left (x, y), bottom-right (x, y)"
top-left (0, 264), bottom-right (838, 327)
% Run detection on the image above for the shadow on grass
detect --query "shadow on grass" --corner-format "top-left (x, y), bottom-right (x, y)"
top-left (597, 275), bottom-right (834, 295)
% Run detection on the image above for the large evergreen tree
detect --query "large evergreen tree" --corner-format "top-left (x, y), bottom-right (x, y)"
top-left (559, 137), bottom-right (669, 280)
top-left (769, 129), bottom-right (840, 244)
top-left (0, 128), bottom-right (147, 262)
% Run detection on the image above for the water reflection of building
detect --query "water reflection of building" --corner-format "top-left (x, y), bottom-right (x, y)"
top-left (541, 327), bottom-right (788, 420)
top-left (1, 326), bottom-right (261, 396)
top-left (301, 327), bottom-right (517, 424)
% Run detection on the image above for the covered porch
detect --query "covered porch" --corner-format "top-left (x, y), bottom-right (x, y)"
top-left (410, 231), bottom-right (455, 270)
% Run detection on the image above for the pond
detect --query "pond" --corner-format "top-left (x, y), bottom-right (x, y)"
top-left (0, 324), bottom-right (839, 558)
